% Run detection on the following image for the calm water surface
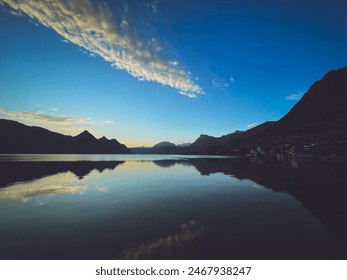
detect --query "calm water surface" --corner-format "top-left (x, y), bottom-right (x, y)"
top-left (0, 154), bottom-right (346, 259)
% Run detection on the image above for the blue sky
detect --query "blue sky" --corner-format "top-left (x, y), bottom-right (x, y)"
top-left (1, 0), bottom-right (347, 147)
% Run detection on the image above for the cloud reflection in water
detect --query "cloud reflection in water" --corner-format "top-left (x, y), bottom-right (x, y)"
top-left (117, 220), bottom-right (205, 260)
top-left (0, 171), bottom-right (106, 202)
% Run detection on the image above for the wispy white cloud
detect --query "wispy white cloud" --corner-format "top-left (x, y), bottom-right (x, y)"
top-left (0, 108), bottom-right (94, 135)
top-left (1, 0), bottom-right (203, 97)
top-left (28, 18), bottom-right (39, 26)
top-left (9, 9), bottom-right (22, 16)
top-left (246, 122), bottom-right (259, 129)
top-left (285, 93), bottom-right (303, 101)
top-left (79, 48), bottom-right (89, 55)
top-left (147, 0), bottom-right (160, 13)
top-left (229, 75), bottom-right (235, 83)
top-left (100, 120), bottom-right (113, 126)
top-left (49, 108), bottom-right (59, 111)
top-left (212, 78), bottom-right (229, 90)
top-left (179, 91), bottom-right (197, 98)
top-left (0, 108), bottom-right (93, 125)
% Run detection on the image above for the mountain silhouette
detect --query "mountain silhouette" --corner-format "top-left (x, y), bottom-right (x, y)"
top-left (152, 141), bottom-right (176, 148)
top-left (186, 122), bottom-right (274, 154)
top-left (131, 141), bottom-right (185, 154)
top-left (0, 119), bottom-right (132, 154)
top-left (187, 66), bottom-right (347, 154)
top-left (280, 67), bottom-right (347, 126)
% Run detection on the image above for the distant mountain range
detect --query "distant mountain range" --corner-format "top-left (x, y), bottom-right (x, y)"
top-left (131, 141), bottom-right (189, 154)
top-left (0, 119), bottom-right (132, 154)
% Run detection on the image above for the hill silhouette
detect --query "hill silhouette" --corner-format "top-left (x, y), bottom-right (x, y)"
top-left (131, 141), bottom-right (185, 154)
top-left (0, 119), bottom-right (132, 154)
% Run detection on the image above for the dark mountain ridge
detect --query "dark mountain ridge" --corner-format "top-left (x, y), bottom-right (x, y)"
top-left (280, 67), bottom-right (347, 126)
top-left (186, 121), bottom-right (275, 154)
top-left (0, 119), bottom-right (132, 154)
top-left (188, 66), bottom-right (347, 155)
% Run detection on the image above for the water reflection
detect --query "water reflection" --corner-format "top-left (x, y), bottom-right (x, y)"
top-left (180, 157), bottom-right (347, 248)
top-left (0, 155), bottom-right (346, 259)
top-left (152, 160), bottom-right (178, 168)
top-left (212, 157), bottom-right (347, 247)
top-left (117, 220), bottom-right (204, 260)
top-left (0, 172), bottom-right (88, 202)
top-left (0, 160), bottom-right (124, 188)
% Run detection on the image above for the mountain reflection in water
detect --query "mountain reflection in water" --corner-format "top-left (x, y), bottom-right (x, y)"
top-left (0, 155), bottom-right (346, 260)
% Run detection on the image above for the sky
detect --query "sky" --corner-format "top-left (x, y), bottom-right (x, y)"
top-left (1, 0), bottom-right (347, 147)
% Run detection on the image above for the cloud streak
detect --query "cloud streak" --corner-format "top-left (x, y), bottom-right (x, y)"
top-left (285, 93), bottom-right (303, 101)
top-left (0, 108), bottom-right (94, 135)
top-left (1, 0), bottom-right (203, 97)
top-left (0, 108), bottom-right (118, 136)
top-left (0, 108), bottom-right (93, 126)
top-left (246, 122), bottom-right (259, 129)
top-left (100, 120), bottom-right (113, 126)
top-left (212, 76), bottom-right (233, 90)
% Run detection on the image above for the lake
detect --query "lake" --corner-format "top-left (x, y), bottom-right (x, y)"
top-left (0, 154), bottom-right (346, 260)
